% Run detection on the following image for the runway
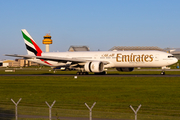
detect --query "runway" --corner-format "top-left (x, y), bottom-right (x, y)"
top-left (0, 74), bottom-right (180, 77)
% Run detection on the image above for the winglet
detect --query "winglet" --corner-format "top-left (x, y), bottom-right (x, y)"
top-left (21, 29), bottom-right (42, 56)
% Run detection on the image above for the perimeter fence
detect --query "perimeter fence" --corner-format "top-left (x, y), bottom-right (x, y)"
top-left (1, 98), bottom-right (180, 120)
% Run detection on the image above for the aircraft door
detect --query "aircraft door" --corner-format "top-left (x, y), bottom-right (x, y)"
top-left (155, 54), bottom-right (159, 61)
top-left (94, 54), bottom-right (98, 59)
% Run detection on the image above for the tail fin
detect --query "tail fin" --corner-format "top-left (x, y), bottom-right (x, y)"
top-left (21, 29), bottom-right (42, 56)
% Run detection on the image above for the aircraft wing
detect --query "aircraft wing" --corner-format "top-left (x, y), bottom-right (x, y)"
top-left (36, 56), bottom-right (110, 65)
top-left (5, 54), bottom-right (110, 65)
top-left (36, 56), bottom-right (86, 63)
top-left (5, 54), bottom-right (36, 59)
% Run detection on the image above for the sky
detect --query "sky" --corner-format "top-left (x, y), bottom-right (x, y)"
top-left (1, 0), bottom-right (180, 60)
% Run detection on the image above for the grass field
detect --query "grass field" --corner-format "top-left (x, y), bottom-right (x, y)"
top-left (0, 74), bottom-right (180, 120)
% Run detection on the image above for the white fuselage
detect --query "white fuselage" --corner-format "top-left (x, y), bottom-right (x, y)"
top-left (28, 50), bottom-right (178, 68)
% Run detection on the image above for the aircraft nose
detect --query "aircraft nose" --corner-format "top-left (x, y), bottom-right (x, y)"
top-left (172, 57), bottom-right (178, 64)
top-left (175, 57), bottom-right (178, 63)
top-left (167, 57), bottom-right (178, 65)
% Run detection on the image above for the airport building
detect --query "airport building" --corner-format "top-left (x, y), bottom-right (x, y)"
top-left (168, 48), bottom-right (180, 60)
top-left (68, 46), bottom-right (90, 52)
top-left (109, 46), bottom-right (165, 51)
top-left (42, 33), bottom-right (52, 52)
top-left (0, 59), bottom-right (39, 67)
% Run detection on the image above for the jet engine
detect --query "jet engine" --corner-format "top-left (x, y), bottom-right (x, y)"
top-left (84, 61), bottom-right (104, 73)
top-left (116, 67), bottom-right (134, 72)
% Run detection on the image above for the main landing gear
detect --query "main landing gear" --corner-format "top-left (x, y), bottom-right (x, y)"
top-left (76, 72), bottom-right (89, 75)
top-left (76, 71), bottom-right (107, 75)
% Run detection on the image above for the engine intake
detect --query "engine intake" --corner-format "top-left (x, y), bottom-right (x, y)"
top-left (116, 67), bottom-right (134, 72)
top-left (84, 61), bottom-right (104, 73)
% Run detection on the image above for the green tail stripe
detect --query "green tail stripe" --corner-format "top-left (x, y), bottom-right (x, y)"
top-left (22, 31), bottom-right (33, 45)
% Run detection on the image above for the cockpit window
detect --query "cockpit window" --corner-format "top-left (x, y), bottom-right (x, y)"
top-left (168, 56), bottom-right (175, 58)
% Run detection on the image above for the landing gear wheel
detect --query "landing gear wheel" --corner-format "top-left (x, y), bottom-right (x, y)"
top-left (83, 72), bottom-right (88, 75)
top-left (161, 71), bottom-right (165, 75)
top-left (76, 72), bottom-right (89, 75)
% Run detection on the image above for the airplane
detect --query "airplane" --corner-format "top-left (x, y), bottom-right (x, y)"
top-left (5, 29), bottom-right (178, 75)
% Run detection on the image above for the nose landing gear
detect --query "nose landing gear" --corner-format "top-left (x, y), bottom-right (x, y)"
top-left (161, 71), bottom-right (165, 75)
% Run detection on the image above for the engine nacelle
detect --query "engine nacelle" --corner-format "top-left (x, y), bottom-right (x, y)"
top-left (116, 67), bottom-right (134, 72)
top-left (84, 61), bottom-right (104, 73)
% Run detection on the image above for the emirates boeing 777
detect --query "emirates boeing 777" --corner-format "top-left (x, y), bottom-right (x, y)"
top-left (6, 29), bottom-right (178, 75)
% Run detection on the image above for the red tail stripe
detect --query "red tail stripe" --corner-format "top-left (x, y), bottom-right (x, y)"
top-left (31, 39), bottom-right (42, 56)
top-left (30, 39), bottom-right (51, 65)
